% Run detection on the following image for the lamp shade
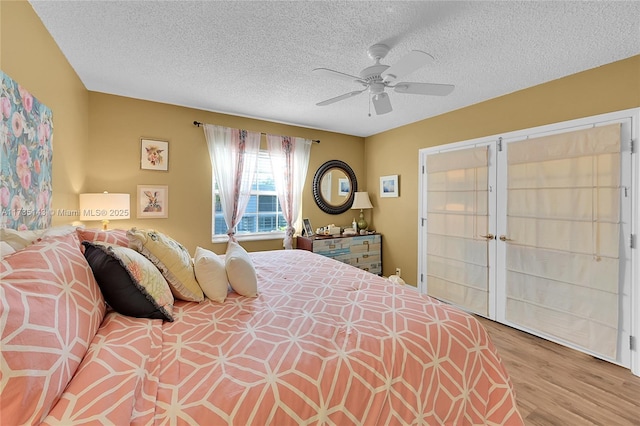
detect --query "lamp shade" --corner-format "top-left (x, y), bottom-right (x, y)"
top-left (79, 192), bottom-right (130, 221)
top-left (351, 192), bottom-right (373, 210)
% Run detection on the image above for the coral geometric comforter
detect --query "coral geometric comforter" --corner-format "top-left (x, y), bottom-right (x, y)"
top-left (45, 249), bottom-right (522, 425)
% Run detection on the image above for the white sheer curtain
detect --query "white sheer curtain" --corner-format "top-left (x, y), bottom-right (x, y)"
top-left (203, 124), bottom-right (260, 241)
top-left (266, 135), bottom-right (312, 249)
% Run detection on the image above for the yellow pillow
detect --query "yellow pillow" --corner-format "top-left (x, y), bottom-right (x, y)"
top-left (127, 228), bottom-right (203, 302)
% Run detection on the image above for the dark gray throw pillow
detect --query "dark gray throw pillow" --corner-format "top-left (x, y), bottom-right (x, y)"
top-left (82, 241), bottom-right (174, 321)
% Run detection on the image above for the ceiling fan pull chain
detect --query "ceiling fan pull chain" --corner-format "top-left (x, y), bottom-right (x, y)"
top-left (368, 94), bottom-right (372, 117)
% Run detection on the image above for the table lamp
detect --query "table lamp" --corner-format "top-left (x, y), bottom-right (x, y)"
top-left (351, 191), bottom-right (373, 230)
top-left (79, 192), bottom-right (130, 230)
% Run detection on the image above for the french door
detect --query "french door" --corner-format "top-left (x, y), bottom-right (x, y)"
top-left (421, 143), bottom-right (497, 318)
top-left (419, 109), bottom-right (637, 372)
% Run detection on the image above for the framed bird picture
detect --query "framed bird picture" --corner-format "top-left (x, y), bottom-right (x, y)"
top-left (140, 138), bottom-right (169, 171)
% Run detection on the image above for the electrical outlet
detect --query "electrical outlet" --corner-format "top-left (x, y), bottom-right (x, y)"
top-left (395, 268), bottom-right (401, 277)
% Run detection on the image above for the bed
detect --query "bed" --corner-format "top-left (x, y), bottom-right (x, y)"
top-left (1, 230), bottom-right (522, 425)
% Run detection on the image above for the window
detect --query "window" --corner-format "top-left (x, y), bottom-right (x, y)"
top-left (212, 150), bottom-right (286, 241)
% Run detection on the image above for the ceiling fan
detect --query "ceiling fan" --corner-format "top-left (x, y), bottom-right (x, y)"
top-left (313, 44), bottom-right (454, 115)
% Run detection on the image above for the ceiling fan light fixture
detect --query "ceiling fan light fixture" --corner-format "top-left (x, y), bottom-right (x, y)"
top-left (372, 93), bottom-right (392, 115)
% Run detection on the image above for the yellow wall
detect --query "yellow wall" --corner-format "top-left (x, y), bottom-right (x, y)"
top-left (1, 0), bottom-right (90, 224)
top-left (86, 92), bottom-right (364, 254)
top-left (365, 55), bottom-right (640, 283)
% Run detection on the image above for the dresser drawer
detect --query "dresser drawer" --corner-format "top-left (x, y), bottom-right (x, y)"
top-left (353, 253), bottom-right (381, 264)
top-left (350, 242), bottom-right (381, 254)
top-left (359, 262), bottom-right (382, 275)
top-left (312, 238), bottom-right (346, 252)
top-left (349, 235), bottom-right (381, 245)
top-left (297, 234), bottom-right (382, 275)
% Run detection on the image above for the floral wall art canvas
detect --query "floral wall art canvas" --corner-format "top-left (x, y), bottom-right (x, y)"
top-left (0, 71), bottom-right (53, 230)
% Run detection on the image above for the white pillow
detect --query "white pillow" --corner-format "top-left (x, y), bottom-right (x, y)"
top-left (0, 225), bottom-right (79, 252)
top-left (42, 225), bottom-right (79, 238)
top-left (0, 241), bottom-right (16, 258)
top-left (194, 246), bottom-right (229, 303)
top-left (225, 241), bottom-right (258, 297)
top-left (0, 228), bottom-right (44, 251)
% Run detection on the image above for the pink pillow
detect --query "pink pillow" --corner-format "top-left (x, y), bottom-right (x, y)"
top-left (0, 233), bottom-right (106, 424)
top-left (77, 228), bottom-right (129, 247)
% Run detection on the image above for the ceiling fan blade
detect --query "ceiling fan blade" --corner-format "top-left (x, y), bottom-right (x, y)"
top-left (381, 50), bottom-right (434, 82)
top-left (372, 92), bottom-right (392, 115)
top-left (394, 82), bottom-right (455, 96)
top-left (312, 67), bottom-right (364, 83)
top-left (316, 90), bottom-right (366, 106)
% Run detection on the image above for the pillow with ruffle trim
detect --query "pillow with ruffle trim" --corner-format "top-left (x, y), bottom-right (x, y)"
top-left (127, 228), bottom-right (203, 302)
top-left (83, 242), bottom-right (174, 321)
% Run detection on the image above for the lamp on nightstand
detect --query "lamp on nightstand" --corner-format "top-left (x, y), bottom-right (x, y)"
top-left (79, 192), bottom-right (130, 230)
top-left (351, 191), bottom-right (373, 230)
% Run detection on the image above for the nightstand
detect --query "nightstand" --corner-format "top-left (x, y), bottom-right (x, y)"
top-left (297, 234), bottom-right (382, 275)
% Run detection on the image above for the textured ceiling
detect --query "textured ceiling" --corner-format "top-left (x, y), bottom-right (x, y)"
top-left (29, 1), bottom-right (640, 137)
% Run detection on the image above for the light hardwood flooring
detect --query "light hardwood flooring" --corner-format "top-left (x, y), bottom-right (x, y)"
top-left (475, 316), bottom-right (640, 425)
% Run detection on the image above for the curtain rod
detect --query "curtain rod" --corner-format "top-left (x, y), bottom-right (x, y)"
top-left (193, 121), bottom-right (320, 143)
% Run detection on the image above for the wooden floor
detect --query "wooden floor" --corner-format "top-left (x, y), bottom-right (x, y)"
top-left (475, 316), bottom-right (640, 425)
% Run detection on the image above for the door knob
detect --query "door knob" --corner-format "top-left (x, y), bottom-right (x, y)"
top-left (480, 234), bottom-right (495, 240)
top-left (499, 235), bottom-right (513, 242)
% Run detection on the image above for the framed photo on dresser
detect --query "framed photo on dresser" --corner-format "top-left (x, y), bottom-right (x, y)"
top-left (302, 218), bottom-right (314, 236)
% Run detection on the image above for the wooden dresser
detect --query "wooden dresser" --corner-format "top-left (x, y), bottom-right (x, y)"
top-left (297, 234), bottom-right (382, 275)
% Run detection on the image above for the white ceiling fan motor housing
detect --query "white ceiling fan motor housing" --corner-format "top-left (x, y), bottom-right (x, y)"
top-left (367, 44), bottom-right (390, 61)
top-left (362, 44), bottom-right (393, 93)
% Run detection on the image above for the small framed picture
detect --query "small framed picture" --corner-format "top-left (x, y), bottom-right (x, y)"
top-left (302, 218), bottom-right (314, 237)
top-left (137, 185), bottom-right (169, 218)
top-left (380, 175), bottom-right (399, 198)
top-left (141, 139), bottom-right (169, 171)
top-left (338, 178), bottom-right (350, 196)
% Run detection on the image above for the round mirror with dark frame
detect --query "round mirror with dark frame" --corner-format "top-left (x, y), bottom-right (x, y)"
top-left (312, 160), bottom-right (358, 214)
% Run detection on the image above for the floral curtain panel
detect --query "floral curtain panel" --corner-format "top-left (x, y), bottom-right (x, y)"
top-left (0, 71), bottom-right (53, 230)
top-left (266, 135), bottom-right (311, 249)
top-left (202, 124), bottom-right (260, 241)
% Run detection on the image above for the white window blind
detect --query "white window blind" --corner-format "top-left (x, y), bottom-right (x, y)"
top-left (505, 124), bottom-right (621, 358)
top-left (426, 146), bottom-right (489, 315)
top-left (213, 150), bottom-right (285, 240)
